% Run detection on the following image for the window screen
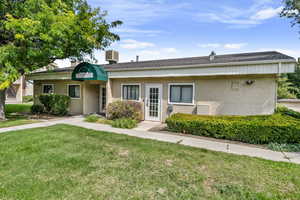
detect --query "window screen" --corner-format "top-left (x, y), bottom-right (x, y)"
top-left (122, 85), bottom-right (140, 101)
top-left (68, 85), bottom-right (80, 98)
top-left (170, 85), bottom-right (193, 104)
top-left (43, 85), bottom-right (54, 94)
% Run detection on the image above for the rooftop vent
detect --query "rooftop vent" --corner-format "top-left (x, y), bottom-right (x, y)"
top-left (105, 50), bottom-right (119, 64)
top-left (209, 51), bottom-right (216, 61)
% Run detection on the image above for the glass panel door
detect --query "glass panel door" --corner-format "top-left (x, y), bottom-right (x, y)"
top-left (145, 84), bottom-right (162, 121)
top-left (99, 86), bottom-right (106, 113)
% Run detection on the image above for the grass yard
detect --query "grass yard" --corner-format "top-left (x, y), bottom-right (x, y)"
top-left (0, 125), bottom-right (300, 200)
top-left (0, 104), bottom-right (38, 128)
top-left (0, 115), bottom-right (38, 128)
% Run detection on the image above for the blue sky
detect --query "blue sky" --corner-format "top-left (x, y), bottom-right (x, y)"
top-left (57, 0), bottom-right (300, 66)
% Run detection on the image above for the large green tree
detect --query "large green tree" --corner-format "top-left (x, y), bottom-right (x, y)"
top-left (280, 0), bottom-right (300, 99)
top-left (0, 0), bottom-right (122, 119)
top-left (281, 0), bottom-right (300, 27)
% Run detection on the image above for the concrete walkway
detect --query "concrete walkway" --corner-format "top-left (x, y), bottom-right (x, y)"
top-left (1, 116), bottom-right (300, 164)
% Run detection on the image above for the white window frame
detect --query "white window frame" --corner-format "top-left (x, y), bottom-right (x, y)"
top-left (67, 84), bottom-right (81, 99)
top-left (42, 84), bottom-right (54, 94)
top-left (168, 83), bottom-right (195, 105)
top-left (121, 83), bottom-right (142, 102)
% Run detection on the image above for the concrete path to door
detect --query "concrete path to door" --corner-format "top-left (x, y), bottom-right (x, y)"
top-left (0, 116), bottom-right (300, 164)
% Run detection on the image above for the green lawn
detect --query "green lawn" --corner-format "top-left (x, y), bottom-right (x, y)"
top-left (0, 115), bottom-right (38, 128)
top-left (0, 104), bottom-right (38, 128)
top-left (0, 125), bottom-right (300, 200)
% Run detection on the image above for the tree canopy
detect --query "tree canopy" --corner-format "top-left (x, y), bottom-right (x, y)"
top-left (0, 0), bottom-right (122, 89)
top-left (281, 0), bottom-right (300, 30)
top-left (0, 0), bottom-right (121, 119)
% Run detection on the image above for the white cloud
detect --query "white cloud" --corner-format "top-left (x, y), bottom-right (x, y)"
top-left (251, 7), bottom-right (283, 20)
top-left (138, 50), bottom-right (160, 56)
top-left (195, 0), bottom-right (282, 28)
top-left (224, 43), bottom-right (248, 49)
top-left (94, 0), bottom-right (190, 33)
top-left (119, 39), bottom-right (155, 49)
top-left (199, 43), bottom-right (247, 49)
top-left (198, 43), bottom-right (221, 48)
top-left (162, 48), bottom-right (178, 53)
top-left (115, 28), bottom-right (162, 37)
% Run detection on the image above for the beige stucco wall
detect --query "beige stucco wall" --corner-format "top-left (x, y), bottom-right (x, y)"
top-left (110, 75), bottom-right (277, 121)
top-left (34, 80), bottom-right (105, 115)
top-left (34, 80), bottom-right (84, 115)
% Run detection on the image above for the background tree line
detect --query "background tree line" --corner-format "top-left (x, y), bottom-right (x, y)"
top-left (278, 60), bottom-right (300, 99)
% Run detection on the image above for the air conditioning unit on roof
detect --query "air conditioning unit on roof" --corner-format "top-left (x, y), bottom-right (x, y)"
top-left (105, 50), bottom-right (119, 64)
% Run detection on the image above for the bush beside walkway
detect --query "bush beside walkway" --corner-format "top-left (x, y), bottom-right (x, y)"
top-left (166, 113), bottom-right (300, 144)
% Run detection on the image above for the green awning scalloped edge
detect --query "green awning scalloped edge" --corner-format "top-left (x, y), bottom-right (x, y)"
top-left (71, 62), bottom-right (108, 81)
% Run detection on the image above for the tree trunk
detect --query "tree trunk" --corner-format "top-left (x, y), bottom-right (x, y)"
top-left (0, 89), bottom-right (6, 120)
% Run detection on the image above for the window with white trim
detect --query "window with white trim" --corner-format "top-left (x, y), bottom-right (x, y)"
top-left (68, 85), bottom-right (80, 98)
top-left (122, 84), bottom-right (140, 101)
top-left (169, 84), bottom-right (194, 104)
top-left (43, 84), bottom-right (54, 94)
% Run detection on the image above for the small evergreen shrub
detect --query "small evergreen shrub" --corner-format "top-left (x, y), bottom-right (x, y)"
top-left (111, 118), bottom-right (138, 129)
top-left (39, 94), bottom-right (53, 113)
top-left (107, 100), bottom-right (142, 121)
top-left (51, 95), bottom-right (71, 116)
top-left (166, 113), bottom-right (300, 144)
top-left (30, 104), bottom-right (44, 115)
top-left (39, 94), bottom-right (70, 116)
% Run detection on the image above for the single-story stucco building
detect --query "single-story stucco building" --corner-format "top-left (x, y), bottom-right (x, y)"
top-left (28, 51), bottom-right (296, 122)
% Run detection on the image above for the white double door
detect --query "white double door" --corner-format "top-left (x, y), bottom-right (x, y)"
top-left (145, 84), bottom-right (162, 121)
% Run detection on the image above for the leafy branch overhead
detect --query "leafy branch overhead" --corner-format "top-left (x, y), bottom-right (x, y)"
top-left (0, 0), bottom-right (122, 89)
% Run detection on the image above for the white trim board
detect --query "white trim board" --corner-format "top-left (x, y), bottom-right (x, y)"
top-left (108, 63), bottom-right (296, 78)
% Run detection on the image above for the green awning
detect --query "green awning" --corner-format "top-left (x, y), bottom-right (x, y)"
top-left (71, 62), bottom-right (108, 81)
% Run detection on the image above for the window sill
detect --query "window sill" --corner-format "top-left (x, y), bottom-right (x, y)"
top-left (168, 102), bottom-right (195, 106)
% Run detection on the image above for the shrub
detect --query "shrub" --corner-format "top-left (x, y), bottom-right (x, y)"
top-left (23, 95), bottom-right (33, 103)
top-left (166, 113), bottom-right (300, 144)
top-left (84, 115), bottom-right (100, 122)
top-left (39, 94), bottom-right (70, 116)
top-left (39, 94), bottom-right (53, 113)
top-left (107, 100), bottom-right (142, 121)
top-left (267, 143), bottom-right (300, 152)
top-left (276, 105), bottom-right (300, 119)
top-left (111, 118), bottom-right (138, 129)
top-left (51, 95), bottom-right (71, 116)
top-left (30, 104), bottom-right (44, 115)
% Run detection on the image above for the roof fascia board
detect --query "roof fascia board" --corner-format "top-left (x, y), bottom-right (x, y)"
top-left (105, 59), bottom-right (296, 72)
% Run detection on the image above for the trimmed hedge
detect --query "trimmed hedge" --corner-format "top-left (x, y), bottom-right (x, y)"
top-left (166, 113), bottom-right (300, 144)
